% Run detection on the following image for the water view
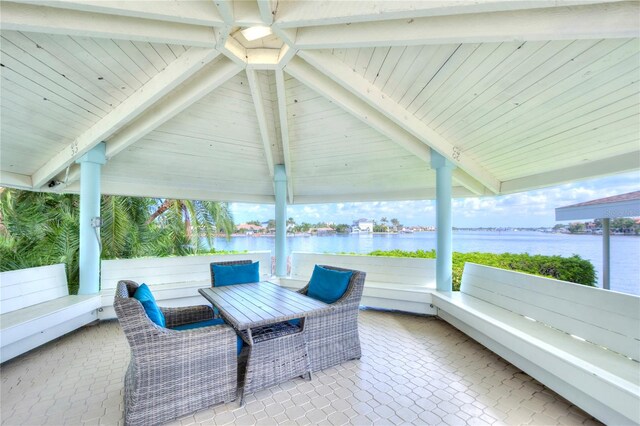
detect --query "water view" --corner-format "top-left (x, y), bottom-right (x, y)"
top-left (209, 231), bottom-right (640, 296)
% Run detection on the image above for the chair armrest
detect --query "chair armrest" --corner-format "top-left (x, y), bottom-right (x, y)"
top-left (161, 305), bottom-right (214, 329)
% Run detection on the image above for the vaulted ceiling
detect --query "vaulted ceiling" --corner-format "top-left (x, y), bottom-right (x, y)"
top-left (1, 0), bottom-right (638, 204)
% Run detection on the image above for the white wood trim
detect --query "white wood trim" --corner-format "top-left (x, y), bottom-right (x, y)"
top-left (296, 50), bottom-right (501, 193)
top-left (499, 151), bottom-right (640, 194)
top-left (79, 180), bottom-right (276, 204)
top-left (276, 44), bottom-right (297, 69)
top-left (0, 171), bottom-right (32, 189)
top-left (246, 69), bottom-right (276, 177)
top-left (291, 2), bottom-right (640, 49)
top-left (31, 48), bottom-right (221, 188)
top-left (274, 0), bottom-right (621, 28)
top-left (275, 69), bottom-right (294, 204)
top-left (17, 0), bottom-right (225, 26)
top-left (291, 187), bottom-right (474, 204)
top-left (0, 1), bottom-right (217, 47)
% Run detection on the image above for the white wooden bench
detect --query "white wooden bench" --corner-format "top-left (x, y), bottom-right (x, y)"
top-left (432, 263), bottom-right (640, 425)
top-left (278, 252), bottom-right (437, 315)
top-left (1, 264), bottom-right (100, 363)
top-left (99, 252), bottom-right (272, 319)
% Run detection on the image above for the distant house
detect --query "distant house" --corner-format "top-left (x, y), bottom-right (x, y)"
top-left (316, 227), bottom-right (335, 235)
top-left (237, 223), bottom-right (265, 234)
top-left (354, 218), bottom-right (374, 233)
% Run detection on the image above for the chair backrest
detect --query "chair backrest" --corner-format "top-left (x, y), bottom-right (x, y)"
top-left (312, 265), bottom-right (366, 307)
top-left (209, 260), bottom-right (253, 287)
top-left (113, 280), bottom-right (164, 350)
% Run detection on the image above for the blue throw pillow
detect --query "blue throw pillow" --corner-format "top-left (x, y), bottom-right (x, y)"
top-left (133, 283), bottom-right (166, 327)
top-left (212, 262), bottom-right (260, 286)
top-left (172, 318), bottom-right (243, 354)
top-left (307, 265), bottom-right (353, 304)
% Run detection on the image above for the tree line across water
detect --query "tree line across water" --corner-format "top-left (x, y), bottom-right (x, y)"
top-left (1, 189), bottom-right (597, 294)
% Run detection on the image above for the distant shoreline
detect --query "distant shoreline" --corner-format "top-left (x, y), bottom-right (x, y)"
top-left (218, 230), bottom-right (639, 238)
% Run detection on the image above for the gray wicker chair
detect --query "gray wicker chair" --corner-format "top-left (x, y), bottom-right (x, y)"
top-left (114, 280), bottom-right (237, 426)
top-left (210, 260), bottom-right (253, 286)
top-left (297, 266), bottom-right (366, 372)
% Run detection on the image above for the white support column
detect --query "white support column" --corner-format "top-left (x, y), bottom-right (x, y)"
top-left (602, 218), bottom-right (610, 290)
top-left (431, 151), bottom-right (455, 292)
top-left (76, 143), bottom-right (106, 295)
top-left (274, 165), bottom-right (288, 277)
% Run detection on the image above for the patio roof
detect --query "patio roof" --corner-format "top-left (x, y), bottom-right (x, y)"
top-left (555, 190), bottom-right (640, 220)
top-left (0, 1), bottom-right (638, 204)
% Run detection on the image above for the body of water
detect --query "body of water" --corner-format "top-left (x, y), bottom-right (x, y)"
top-left (208, 231), bottom-right (640, 296)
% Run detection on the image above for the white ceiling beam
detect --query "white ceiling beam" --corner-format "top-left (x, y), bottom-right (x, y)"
top-left (0, 1), bottom-right (217, 47)
top-left (0, 171), bottom-right (32, 190)
top-left (292, 2), bottom-right (640, 48)
top-left (296, 50), bottom-right (501, 193)
top-left (12, 0), bottom-right (225, 26)
top-left (275, 0), bottom-right (623, 28)
top-left (500, 151), bottom-right (640, 194)
top-left (275, 69), bottom-right (294, 204)
top-left (66, 181), bottom-right (276, 204)
top-left (57, 58), bottom-right (243, 187)
top-left (257, 0), bottom-right (276, 25)
top-left (452, 170), bottom-right (492, 196)
top-left (233, 0), bottom-right (264, 26)
top-left (213, 0), bottom-right (234, 26)
top-left (31, 48), bottom-right (222, 189)
top-left (285, 56), bottom-right (430, 163)
top-left (246, 70), bottom-right (276, 178)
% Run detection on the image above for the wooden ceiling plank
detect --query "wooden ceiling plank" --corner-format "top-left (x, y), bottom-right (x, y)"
top-left (31, 47), bottom-right (222, 189)
top-left (285, 56), bottom-right (431, 163)
top-left (451, 41), bottom-right (639, 149)
top-left (15, 0), bottom-right (225, 26)
top-left (499, 151), bottom-right (640, 194)
top-left (295, 50), bottom-right (501, 193)
top-left (1, 65), bottom-right (101, 122)
top-left (246, 69), bottom-right (276, 177)
top-left (0, 1), bottom-right (217, 47)
top-left (291, 2), bottom-right (639, 49)
top-left (473, 83), bottom-right (640, 162)
top-left (1, 33), bottom-right (114, 113)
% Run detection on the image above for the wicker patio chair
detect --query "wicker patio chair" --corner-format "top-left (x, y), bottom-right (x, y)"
top-left (114, 280), bottom-right (237, 426)
top-left (210, 260), bottom-right (253, 286)
top-left (297, 266), bottom-right (366, 372)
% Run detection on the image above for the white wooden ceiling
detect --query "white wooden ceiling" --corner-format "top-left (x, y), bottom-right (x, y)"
top-left (0, 0), bottom-right (638, 204)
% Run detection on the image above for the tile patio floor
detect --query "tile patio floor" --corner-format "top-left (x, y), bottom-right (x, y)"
top-left (1, 310), bottom-right (600, 426)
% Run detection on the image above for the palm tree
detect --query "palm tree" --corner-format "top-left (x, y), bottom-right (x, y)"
top-left (145, 199), bottom-right (234, 254)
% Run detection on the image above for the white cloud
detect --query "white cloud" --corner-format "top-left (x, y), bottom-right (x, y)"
top-left (230, 171), bottom-right (639, 227)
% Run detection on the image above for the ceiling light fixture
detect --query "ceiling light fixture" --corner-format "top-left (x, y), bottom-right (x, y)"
top-left (240, 25), bottom-right (272, 41)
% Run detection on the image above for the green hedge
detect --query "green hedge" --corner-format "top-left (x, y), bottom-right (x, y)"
top-left (367, 249), bottom-right (596, 291)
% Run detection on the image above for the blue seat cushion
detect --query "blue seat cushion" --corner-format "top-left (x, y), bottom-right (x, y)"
top-left (306, 265), bottom-right (353, 304)
top-left (133, 283), bottom-right (166, 327)
top-left (212, 262), bottom-right (260, 286)
top-left (172, 318), bottom-right (243, 354)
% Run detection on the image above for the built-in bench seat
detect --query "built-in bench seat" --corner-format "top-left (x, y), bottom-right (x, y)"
top-left (278, 252), bottom-right (437, 315)
top-left (0, 264), bottom-right (100, 363)
top-left (99, 252), bottom-right (272, 319)
top-left (432, 263), bottom-right (640, 425)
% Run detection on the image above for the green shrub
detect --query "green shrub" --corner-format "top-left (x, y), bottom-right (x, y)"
top-left (368, 249), bottom-right (596, 291)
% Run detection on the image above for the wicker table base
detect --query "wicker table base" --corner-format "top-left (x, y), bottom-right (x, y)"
top-left (240, 322), bottom-right (310, 404)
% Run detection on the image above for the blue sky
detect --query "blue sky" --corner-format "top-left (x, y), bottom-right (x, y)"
top-left (230, 171), bottom-right (640, 228)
